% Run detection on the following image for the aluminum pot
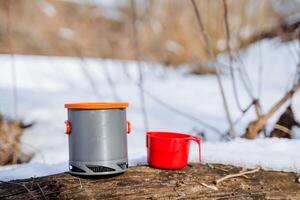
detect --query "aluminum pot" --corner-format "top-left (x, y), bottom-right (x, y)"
top-left (64, 102), bottom-right (130, 176)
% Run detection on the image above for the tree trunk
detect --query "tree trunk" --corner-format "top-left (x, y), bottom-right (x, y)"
top-left (0, 163), bottom-right (300, 199)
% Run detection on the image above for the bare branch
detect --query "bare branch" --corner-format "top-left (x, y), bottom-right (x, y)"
top-left (222, 0), bottom-right (243, 112)
top-left (244, 82), bottom-right (300, 139)
top-left (201, 182), bottom-right (218, 191)
top-left (214, 167), bottom-right (260, 185)
top-left (0, 180), bottom-right (38, 200)
top-left (191, 0), bottom-right (236, 137)
top-left (130, 0), bottom-right (149, 132)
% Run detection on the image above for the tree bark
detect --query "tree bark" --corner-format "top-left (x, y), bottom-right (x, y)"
top-left (0, 163), bottom-right (300, 199)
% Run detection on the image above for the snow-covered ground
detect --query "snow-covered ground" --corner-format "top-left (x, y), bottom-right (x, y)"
top-left (0, 39), bottom-right (300, 180)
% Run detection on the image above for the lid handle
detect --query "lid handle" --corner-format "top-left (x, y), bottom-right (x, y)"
top-left (127, 121), bottom-right (131, 134)
top-left (65, 120), bottom-right (71, 135)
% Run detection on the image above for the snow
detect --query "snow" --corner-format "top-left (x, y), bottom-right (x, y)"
top-left (0, 38), bottom-right (300, 181)
top-left (63, 0), bottom-right (125, 7)
top-left (58, 27), bottom-right (75, 40)
top-left (203, 138), bottom-right (300, 172)
top-left (0, 163), bottom-right (67, 181)
top-left (39, 1), bottom-right (56, 18)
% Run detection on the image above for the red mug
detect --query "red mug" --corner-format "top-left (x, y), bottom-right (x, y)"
top-left (146, 132), bottom-right (201, 169)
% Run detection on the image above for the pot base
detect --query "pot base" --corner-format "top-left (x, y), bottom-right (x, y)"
top-left (69, 159), bottom-right (128, 176)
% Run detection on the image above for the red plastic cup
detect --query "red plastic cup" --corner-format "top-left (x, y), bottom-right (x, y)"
top-left (146, 132), bottom-right (201, 169)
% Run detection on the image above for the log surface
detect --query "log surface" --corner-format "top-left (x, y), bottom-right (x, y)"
top-left (0, 163), bottom-right (300, 199)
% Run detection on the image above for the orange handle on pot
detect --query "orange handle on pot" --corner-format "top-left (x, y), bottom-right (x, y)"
top-left (127, 121), bottom-right (131, 134)
top-left (65, 120), bottom-right (71, 135)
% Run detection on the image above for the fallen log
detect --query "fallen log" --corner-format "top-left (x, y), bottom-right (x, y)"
top-left (0, 163), bottom-right (300, 199)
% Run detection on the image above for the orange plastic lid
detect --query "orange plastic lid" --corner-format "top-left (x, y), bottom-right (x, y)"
top-left (64, 102), bottom-right (128, 110)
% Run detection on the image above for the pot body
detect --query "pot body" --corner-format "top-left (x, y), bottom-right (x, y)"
top-left (67, 108), bottom-right (128, 176)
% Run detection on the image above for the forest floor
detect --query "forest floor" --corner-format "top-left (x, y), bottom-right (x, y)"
top-left (0, 163), bottom-right (300, 199)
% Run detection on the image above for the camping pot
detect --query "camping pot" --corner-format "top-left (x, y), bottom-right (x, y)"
top-left (64, 102), bottom-right (130, 176)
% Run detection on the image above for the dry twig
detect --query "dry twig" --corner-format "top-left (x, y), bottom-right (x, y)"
top-left (36, 182), bottom-right (46, 199)
top-left (214, 167), bottom-right (260, 185)
top-left (0, 180), bottom-right (37, 200)
top-left (222, 0), bottom-right (243, 113)
top-left (78, 177), bottom-right (83, 189)
top-left (201, 182), bottom-right (218, 191)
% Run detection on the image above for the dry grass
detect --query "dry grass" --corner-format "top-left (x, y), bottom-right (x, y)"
top-left (129, 0), bottom-right (280, 65)
top-left (0, 115), bottom-right (32, 165)
top-left (0, 0), bottom-right (282, 69)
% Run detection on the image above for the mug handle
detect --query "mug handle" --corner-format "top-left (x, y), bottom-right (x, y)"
top-left (188, 136), bottom-right (201, 162)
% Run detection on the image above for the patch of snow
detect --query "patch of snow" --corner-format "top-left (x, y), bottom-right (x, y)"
top-left (165, 40), bottom-right (184, 54)
top-left (0, 163), bottom-right (67, 181)
top-left (39, 1), bottom-right (56, 18)
top-left (62, 0), bottom-right (125, 7)
top-left (202, 138), bottom-right (300, 173)
top-left (0, 38), bottom-right (300, 180)
top-left (90, 7), bottom-right (123, 21)
top-left (150, 20), bottom-right (163, 34)
top-left (58, 27), bottom-right (75, 40)
top-left (239, 26), bottom-right (253, 39)
top-left (1, 138), bottom-right (299, 181)
top-left (272, 0), bottom-right (300, 17)
top-left (217, 39), bottom-right (226, 51)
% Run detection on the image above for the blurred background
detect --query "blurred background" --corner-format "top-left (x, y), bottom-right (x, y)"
top-left (1, 0), bottom-right (300, 176)
top-left (1, 0), bottom-right (298, 68)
